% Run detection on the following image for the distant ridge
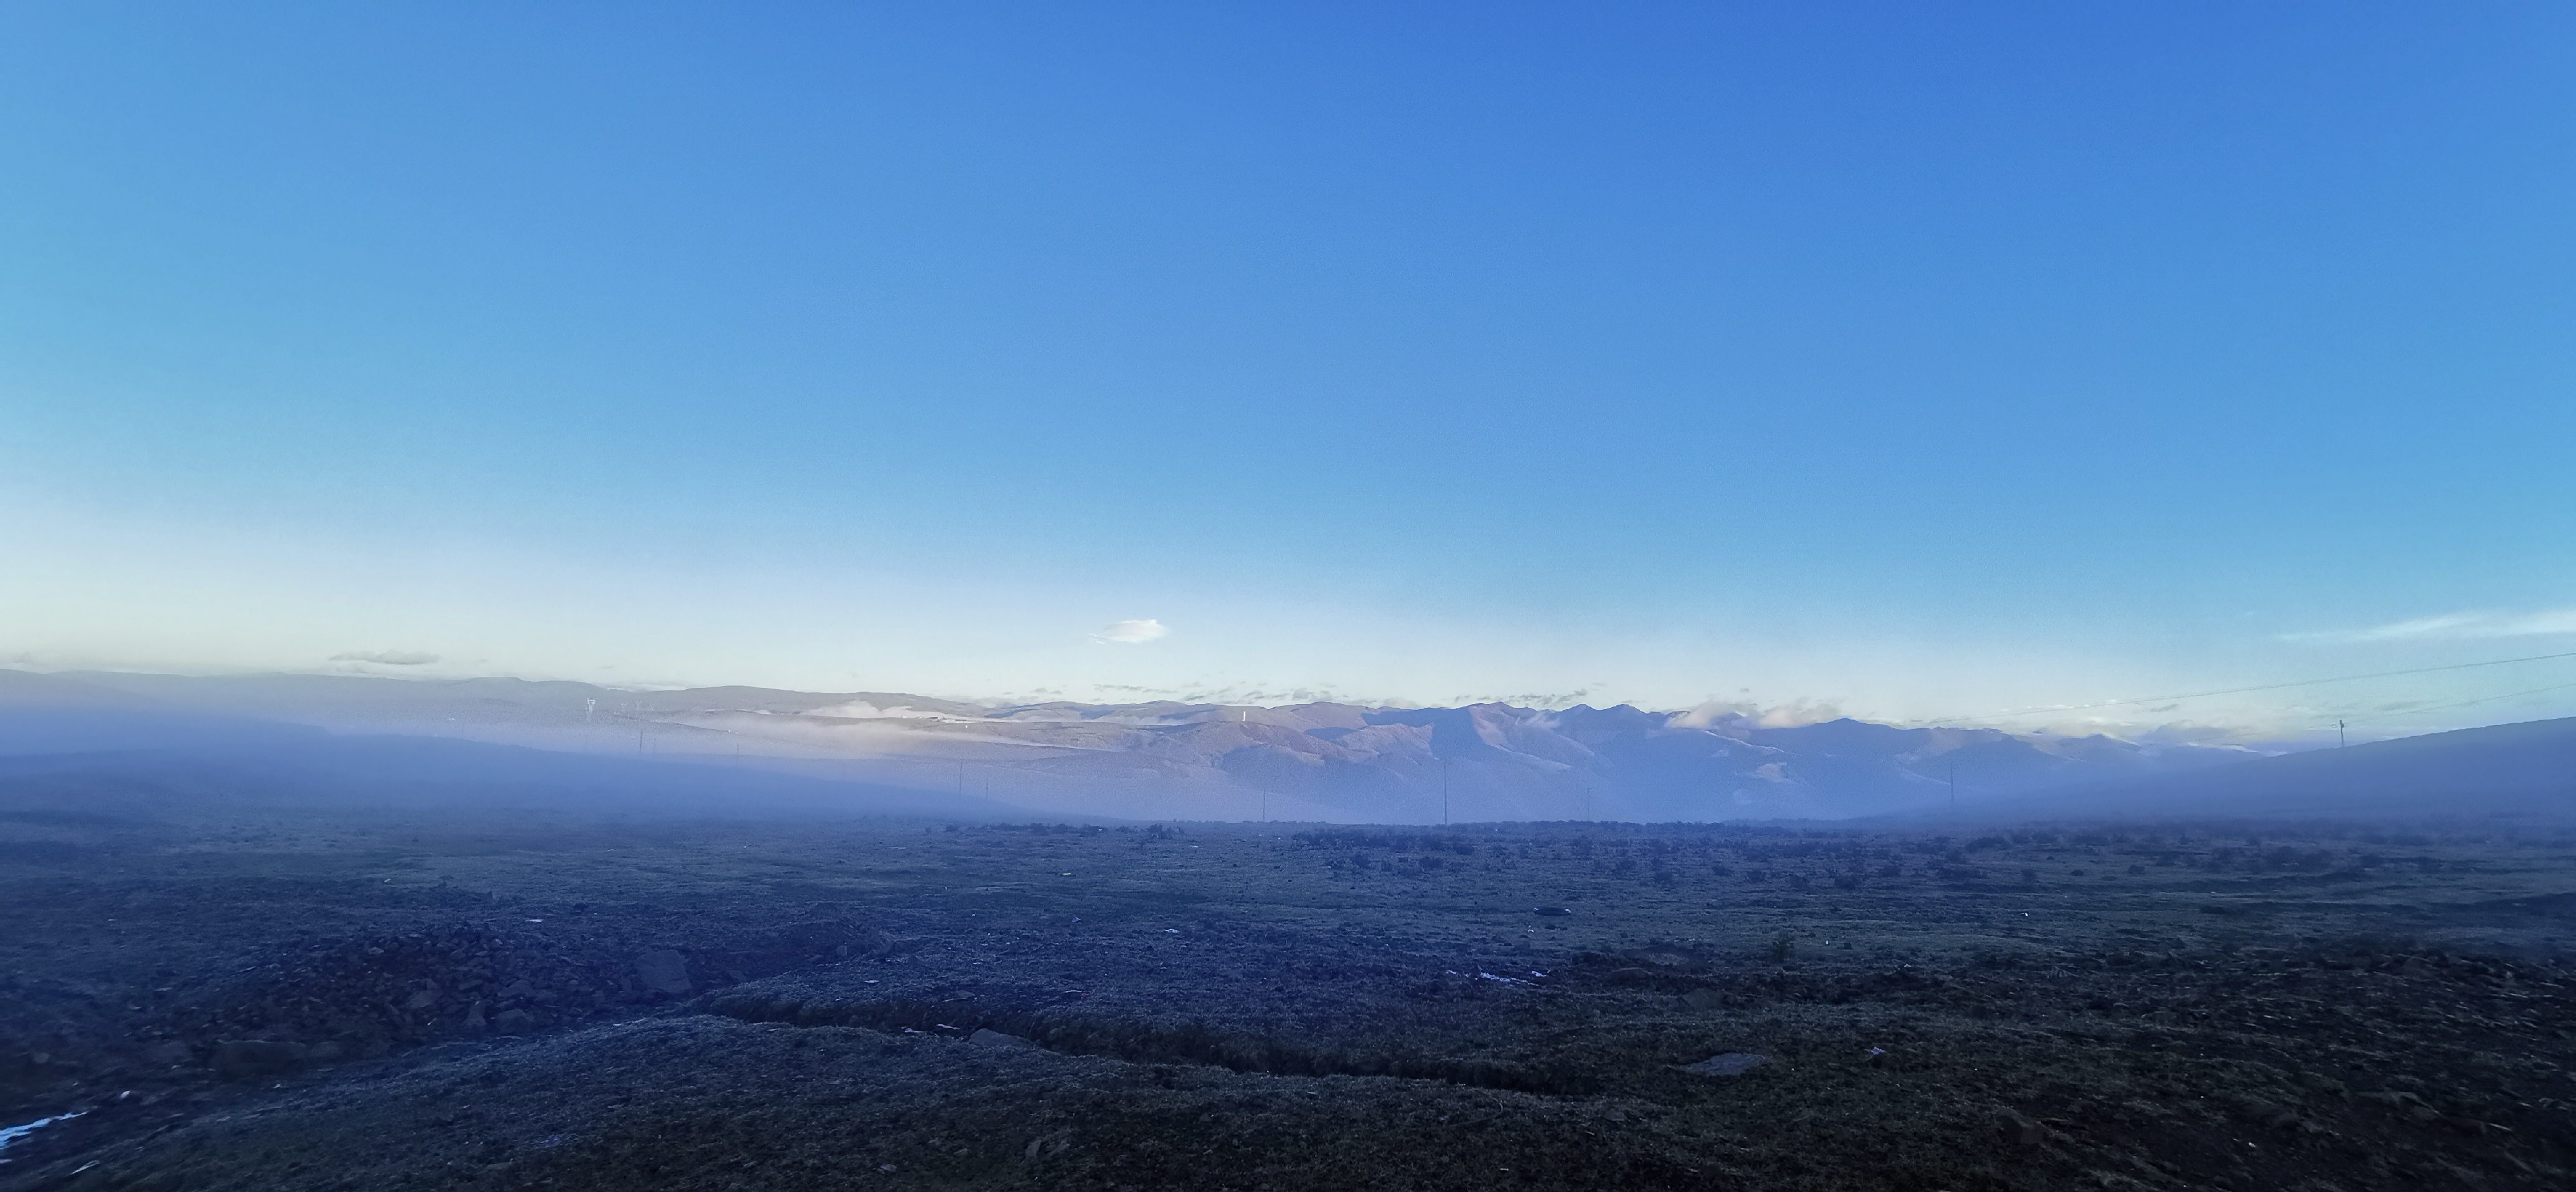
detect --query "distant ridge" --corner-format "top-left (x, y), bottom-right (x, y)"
top-left (0, 668), bottom-right (315, 754)
top-left (1980, 715), bottom-right (2576, 821)
top-left (0, 731), bottom-right (1025, 822)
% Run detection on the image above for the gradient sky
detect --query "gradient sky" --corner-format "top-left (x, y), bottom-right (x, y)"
top-left (4, 3), bottom-right (2573, 739)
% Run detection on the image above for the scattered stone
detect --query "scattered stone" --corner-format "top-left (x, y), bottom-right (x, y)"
top-left (210, 1039), bottom-right (307, 1079)
top-left (1681, 988), bottom-right (1722, 1010)
top-left (493, 1008), bottom-right (535, 1033)
top-left (138, 1041), bottom-right (192, 1066)
top-left (969, 1028), bottom-right (1039, 1050)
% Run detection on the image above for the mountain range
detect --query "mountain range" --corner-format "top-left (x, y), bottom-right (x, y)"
top-left (4, 669), bottom-right (2266, 821)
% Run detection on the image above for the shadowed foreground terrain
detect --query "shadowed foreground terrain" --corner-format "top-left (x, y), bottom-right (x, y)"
top-left (4, 787), bottom-right (2574, 1190)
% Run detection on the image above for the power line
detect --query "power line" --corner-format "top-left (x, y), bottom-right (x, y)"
top-left (1932, 648), bottom-right (2576, 724)
top-left (2334, 679), bottom-right (2576, 727)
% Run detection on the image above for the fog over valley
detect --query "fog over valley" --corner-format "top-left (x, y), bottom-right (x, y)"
top-left (7, 4), bottom-right (2574, 1188)
top-left (12, 668), bottom-right (2576, 827)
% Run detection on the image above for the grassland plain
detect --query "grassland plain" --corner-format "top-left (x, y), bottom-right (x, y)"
top-left (3, 799), bottom-right (2573, 1190)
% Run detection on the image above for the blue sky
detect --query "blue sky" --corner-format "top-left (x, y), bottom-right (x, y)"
top-left (4, 2), bottom-right (2572, 738)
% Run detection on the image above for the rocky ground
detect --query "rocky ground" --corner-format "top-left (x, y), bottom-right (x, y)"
top-left (4, 790), bottom-right (2574, 1190)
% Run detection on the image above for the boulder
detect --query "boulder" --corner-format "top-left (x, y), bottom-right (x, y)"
top-left (1681, 1052), bottom-right (1765, 1077)
top-left (635, 949), bottom-right (693, 996)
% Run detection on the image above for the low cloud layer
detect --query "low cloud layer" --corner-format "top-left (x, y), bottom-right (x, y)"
top-left (1669, 697), bottom-right (1847, 729)
top-left (330, 650), bottom-right (441, 666)
top-left (1092, 619), bottom-right (1168, 645)
top-left (804, 700), bottom-right (955, 720)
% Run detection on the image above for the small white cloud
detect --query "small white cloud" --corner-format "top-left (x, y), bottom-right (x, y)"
top-left (1092, 618), bottom-right (1169, 646)
top-left (331, 650), bottom-right (441, 666)
top-left (2289, 608), bottom-right (2576, 643)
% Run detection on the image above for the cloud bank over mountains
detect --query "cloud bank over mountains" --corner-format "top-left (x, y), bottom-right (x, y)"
top-left (11, 670), bottom-right (2266, 823)
top-left (328, 650), bottom-right (444, 666)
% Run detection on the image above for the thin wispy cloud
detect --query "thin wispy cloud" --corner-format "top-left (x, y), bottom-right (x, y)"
top-left (1092, 619), bottom-right (1168, 646)
top-left (331, 650), bottom-right (441, 665)
top-left (2289, 608), bottom-right (2576, 644)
